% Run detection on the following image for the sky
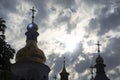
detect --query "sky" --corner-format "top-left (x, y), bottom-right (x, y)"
top-left (0, 0), bottom-right (120, 80)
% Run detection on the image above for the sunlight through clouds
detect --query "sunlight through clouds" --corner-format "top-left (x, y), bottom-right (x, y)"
top-left (0, 0), bottom-right (120, 80)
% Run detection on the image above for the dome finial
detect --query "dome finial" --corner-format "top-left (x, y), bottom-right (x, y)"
top-left (95, 41), bottom-right (104, 63)
top-left (30, 7), bottom-right (36, 23)
top-left (96, 40), bottom-right (101, 56)
top-left (63, 57), bottom-right (66, 68)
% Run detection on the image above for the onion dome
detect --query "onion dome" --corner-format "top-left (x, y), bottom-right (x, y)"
top-left (16, 40), bottom-right (46, 63)
top-left (27, 22), bottom-right (38, 31)
top-left (25, 22), bottom-right (39, 42)
top-left (96, 55), bottom-right (104, 64)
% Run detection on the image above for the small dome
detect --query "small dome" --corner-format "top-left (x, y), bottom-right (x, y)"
top-left (27, 22), bottom-right (38, 31)
top-left (96, 55), bottom-right (104, 64)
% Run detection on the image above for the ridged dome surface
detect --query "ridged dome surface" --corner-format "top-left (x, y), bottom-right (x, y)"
top-left (16, 40), bottom-right (46, 63)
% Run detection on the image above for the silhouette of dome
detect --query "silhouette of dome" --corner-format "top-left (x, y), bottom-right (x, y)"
top-left (96, 55), bottom-right (104, 64)
top-left (27, 22), bottom-right (38, 31)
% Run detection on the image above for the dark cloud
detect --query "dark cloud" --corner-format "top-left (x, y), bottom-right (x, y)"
top-left (54, 9), bottom-right (77, 33)
top-left (89, 6), bottom-right (120, 35)
top-left (56, 10), bottom-right (71, 24)
top-left (51, 0), bottom-right (75, 9)
top-left (0, 0), bottom-right (19, 20)
top-left (24, 0), bottom-right (50, 24)
top-left (75, 57), bottom-right (90, 73)
top-left (0, 0), bottom-right (18, 11)
top-left (86, 0), bottom-right (120, 35)
top-left (83, 0), bottom-right (113, 7)
top-left (103, 38), bottom-right (120, 70)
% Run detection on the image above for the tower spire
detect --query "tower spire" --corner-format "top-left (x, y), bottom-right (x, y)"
top-left (60, 57), bottom-right (69, 80)
top-left (96, 41), bottom-right (101, 56)
top-left (63, 57), bottom-right (66, 69)
top-left (62, 57), bottom-right (67, 72)
top-left (30, 7), bottom-right (36, 23)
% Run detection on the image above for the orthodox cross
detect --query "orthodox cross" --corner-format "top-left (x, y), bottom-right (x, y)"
top-left (96, 41), bottom-right (101, 56)
top-left (30, 7), bottom-right (36, 23)
top-left (53, 75), bottom-right (57, 80)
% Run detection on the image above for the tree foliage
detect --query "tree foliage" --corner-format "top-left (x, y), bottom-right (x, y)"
top-left (0, 17), bottom-right (15, 70)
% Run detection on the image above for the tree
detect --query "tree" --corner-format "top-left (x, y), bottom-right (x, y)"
top-left (0, 17), bottom-right (15, 71)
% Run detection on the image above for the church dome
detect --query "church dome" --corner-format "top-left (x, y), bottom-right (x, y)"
top-left (16, 41), bottom-right (46, 63)
top-left (27, 22), bottom-right (38, 31)
top-left (96, 55), bottom-right (104, 64)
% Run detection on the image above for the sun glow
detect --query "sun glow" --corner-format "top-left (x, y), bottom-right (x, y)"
top-left (55, 33), bottom-right (81, 53)
top-left (63, 34), bottom-right (80, 52)
top-left (40, 22), bottom-right (86, 55)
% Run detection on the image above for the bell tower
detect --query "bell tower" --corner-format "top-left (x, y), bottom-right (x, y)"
top-left (94, 41), bottom-right (110, 80)
top-left (11, 7), bottom-right (50, 80)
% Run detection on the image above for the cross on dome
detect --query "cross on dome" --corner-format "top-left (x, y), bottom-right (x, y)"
top-left (96, 41), bottom-right (102, 56)
top-left (30, 7), bottom-right (36, 23)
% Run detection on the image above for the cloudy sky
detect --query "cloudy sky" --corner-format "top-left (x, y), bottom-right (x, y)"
top-left (0, 0), bottom-right (120, 80)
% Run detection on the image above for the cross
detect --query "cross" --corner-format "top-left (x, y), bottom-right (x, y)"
top-left (96, 41), bottom-right (101, 55)
top-left (53, 75), bottom-right (57, 80)
top-left (30, 7), bottom-right (36, 23)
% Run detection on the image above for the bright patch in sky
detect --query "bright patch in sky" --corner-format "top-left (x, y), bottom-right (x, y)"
top-left (40, 27), bottom-right (84, 55)
top-left (61, 34), bottom-right (80, 53)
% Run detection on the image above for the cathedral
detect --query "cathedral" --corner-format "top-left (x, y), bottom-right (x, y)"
top-left (0, 7), bottom-right (111, 80)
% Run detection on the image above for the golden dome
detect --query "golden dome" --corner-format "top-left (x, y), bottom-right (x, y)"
top-left (16, 40), bottom-right (46, 63)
